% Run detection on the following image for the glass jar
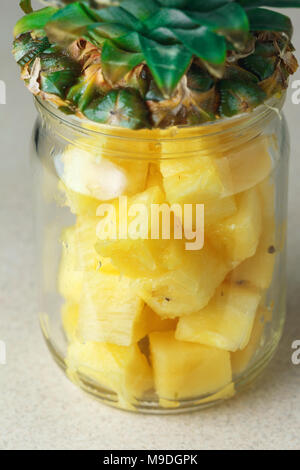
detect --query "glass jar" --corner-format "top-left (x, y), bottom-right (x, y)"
top-left (32, 94), bottom-right (289, 413)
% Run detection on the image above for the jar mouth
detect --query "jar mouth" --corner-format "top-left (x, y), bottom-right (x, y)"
top-left (34, 93), bottom-right (285, 159)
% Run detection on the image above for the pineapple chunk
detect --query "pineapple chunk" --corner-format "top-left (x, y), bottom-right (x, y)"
top-left (149, 332), bottom-right (232, 400)
top-left (56, 144), bottom-right (148, 202)
top-left (223, 135), bottom-right (273, 196)
top-left (58, 181), bottom-right (100, 216)
top-left (141, 242), bottom-right (229, 318)
top-left (96, 185), bottom-right (165, 277)
top-left (176, 283), bottom-right (262, 352)
top-left (161, 156), bottom-right (228, 205)
top-left (147, 163), bottom-right (163, 188)
top-left (160, 136), bottom-right (272, 206)
top-left (58, 226), bottom-right (83, 303)
top-left (228, 217), bottom-right (276, 290)
top-left (231, 307), bottom-right (272, 375)
top-left (66, 340), bottom-right (153, 407)
top-left (228, 178), bottom-right (276, 289)
top-left (62, 302), bottom-right (79, 342)
top-left (75, 215), bottom-right (119, 274)
top-left (139, 305), bottom-right (178, 335)
top-left (209, 187), bottom-right (262, 264)
top-left (78, 272), bottom-right (146, 346)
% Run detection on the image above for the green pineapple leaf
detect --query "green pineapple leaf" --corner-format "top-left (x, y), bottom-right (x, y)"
top-left (44, 2), bottom-right (100, 47)
top-left (113, 32), bottom-right (142, 53)
top-left (172, 27), bottom-right (227, 65)
top-left (101, 40), bottom-right (144, 84)
top-left (144, 8), bottom-right (196, 30)
top-left (20, 0), bottom-right (33, 14)
top-left (14, 7), bottom-right (58, 38)
top-left (85, 23), bottom-right (130, 44)
top-left (96, 6), bottom-right (144, 32)
top-left (188, 3), bottom-right (249, 33)
top-left (121, 0), bottom-right (161, 21)
top-left (247, 8), bottom-right (293, 37)
top-left (238, 1), bottom-right (300, 8)
top-left (83, 88), bottom-right (151, 129)
top-left (139, 36), bottom-right (192, 97)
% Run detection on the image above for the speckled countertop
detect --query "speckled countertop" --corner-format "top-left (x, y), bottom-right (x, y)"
top-left (1, 2), bottom-right (300, 450)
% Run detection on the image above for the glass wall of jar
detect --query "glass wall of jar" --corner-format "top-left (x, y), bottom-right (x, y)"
top-left (32, 94), bottom-right (289, 413)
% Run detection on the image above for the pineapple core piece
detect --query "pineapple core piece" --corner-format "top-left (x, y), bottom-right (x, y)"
top-left (149, 331), bottom-right (232, 400)
top-left (78, 272), bottom-right (146, 346)
top-left (56, 143), bottom-right (148, 202)
top-left (176, 283), bottom-right (262, 352)
top-left (141, 242), bottom-right (229, 318)
top-left (66, 340), bottom-right (153, 407)
top-left (209, 187), bottom-right (262, 264)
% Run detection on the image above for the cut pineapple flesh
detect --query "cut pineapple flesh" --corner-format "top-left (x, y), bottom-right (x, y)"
top-left (209, 187), bottom-right (262, 264)
top-left (176, 283), bottom-right (262, 352)
top-left (66, 340), bottom-right (153, 408)
top-left (56, 131), bottom-right (277, 410)
top-left (78, 272), bottom-right (146, 346)
top-left (149, 332), bottom-right (232, 400)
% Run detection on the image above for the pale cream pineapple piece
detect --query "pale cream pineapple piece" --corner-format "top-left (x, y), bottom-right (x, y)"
top-left (56, 141), bottom-right (149, 203)
top-left (149, 331), bottom-right (232, 400)
top-left (78, 272), bottom-right (147, 346)
top-left (66, 340), bottom-right (153, 408)
top-left (209, 187), bottom-right (262, 264)
top-left (141, 242), bottom-right (229, 318)
top-left (176, 283), bottom-right (262, 352)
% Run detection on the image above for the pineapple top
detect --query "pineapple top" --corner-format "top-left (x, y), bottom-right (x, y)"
top-left (13, 0), bottom-right (300, 129)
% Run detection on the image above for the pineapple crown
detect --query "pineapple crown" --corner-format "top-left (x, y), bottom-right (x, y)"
top-left (13, 0), bottom-right (300, 128)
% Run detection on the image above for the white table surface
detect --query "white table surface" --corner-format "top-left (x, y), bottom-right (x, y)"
top-left (1, 1), bottom-right (300, 450)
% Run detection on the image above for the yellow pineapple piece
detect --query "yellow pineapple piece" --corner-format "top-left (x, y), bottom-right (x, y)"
top-left (231, 307), bottom-right (272, 375)
top-left (96, 185), bottom-right (166, 277)
top-left (176, 283), bottom-right (262, 352)
top-left (149, 331), bottom-right (232, 400)
top-left (161, 156), bottom-right (228, 205)
top-left (78, 272), bottom-right (146, 346)
top-left (147, 163), bottom-right (163, 188)
top-left (160, 136), bottom-right (272, 206)
top-left (228, 178), bottom-right (276, 289)
top-left (62, 302), bottom-right (79, 342)
top-left (66, 340), bottom-right (153, 408)
top-left (209, 187), bottom-right (262, 264)
top-left (139, 305), bottom-right (178, 335)
top-left (75, 216), bottom-right (119, 274)
top-left (204, 196), bottom-right (237, 226)
top-left (141, 242), bottom-right (229, 318)
top-left (58, 226), bottom-right (83, 304)
top-left (58, 181), bottom-right (100, 216)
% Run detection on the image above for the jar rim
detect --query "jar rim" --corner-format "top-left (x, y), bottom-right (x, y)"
top-left (35, 94), bottom-right (285, 142)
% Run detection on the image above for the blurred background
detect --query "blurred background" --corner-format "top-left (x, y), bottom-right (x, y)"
top-left (0, 1), bottom-right (300, 450)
